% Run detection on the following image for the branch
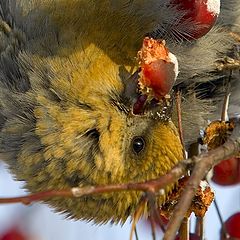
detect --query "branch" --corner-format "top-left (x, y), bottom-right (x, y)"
top-left (163, 123), bottom-right (240, 240)
top-left (0, 158), bottom-right (189, 205)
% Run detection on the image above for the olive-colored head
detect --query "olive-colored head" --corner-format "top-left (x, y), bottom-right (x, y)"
top-left (0, 1), bottom-right (183, 224)
top-left (0, 47), bottom-right (183, 223)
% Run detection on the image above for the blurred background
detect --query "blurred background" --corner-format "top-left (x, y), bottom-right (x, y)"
top-left (0, 161), bottom-right (239, 240)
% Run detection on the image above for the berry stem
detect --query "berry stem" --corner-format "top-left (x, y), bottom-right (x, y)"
top-left (134, 227), bottom-right (139, 240)
top-left (195, 216), bottom-right (205, 240)
top-left (179, 217), bottom-right (189, 240)
top-left (213, 199), bottom-right (228, 239)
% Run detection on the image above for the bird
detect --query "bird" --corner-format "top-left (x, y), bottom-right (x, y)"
top-left (0, 0), bottom-right (239, 224)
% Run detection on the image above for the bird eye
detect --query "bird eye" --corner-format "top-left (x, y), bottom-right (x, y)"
top-left (132, 136), bottom-right (145, 154)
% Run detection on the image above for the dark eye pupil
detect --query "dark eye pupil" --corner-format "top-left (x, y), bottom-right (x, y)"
top-left (132, 137), bottom-right (145, 154)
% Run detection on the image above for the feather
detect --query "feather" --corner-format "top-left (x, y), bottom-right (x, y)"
top-left (0, 0), bottom-right (239, 223)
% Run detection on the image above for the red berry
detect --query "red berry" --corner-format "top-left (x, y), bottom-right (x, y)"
top-left (141, 59), bottom-right (175, 97)
top-left (138, 37), bottom-right (178, 99)
top-left (212, 157), bottom-right (240, 186)
top-left (170, 0), bottom-right (220, 39)
top-left (224, 212), bottom-right (240, 238)
top-left (0, 228), bottom-right (27, 240)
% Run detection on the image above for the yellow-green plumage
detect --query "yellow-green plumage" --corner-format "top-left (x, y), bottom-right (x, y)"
top-left (0, 0), bottom-right (185, 223)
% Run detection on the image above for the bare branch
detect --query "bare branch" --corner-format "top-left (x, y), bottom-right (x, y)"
top-left (0, 158), bottom-right (189, 205)
top-left (179, 217), bottom-right (189, 240)
top-left (195, 217), bottom-right (205, 240)
top-left (163, 123), bottom-right (240, 240)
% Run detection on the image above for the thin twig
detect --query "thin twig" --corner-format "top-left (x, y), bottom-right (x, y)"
top-left (134, 227), bottom-right (139, 240)
top-left (179, 217), bottom-right (189, 240)
top-left (153, 209), bottom-right (166, 233)
top-left (195, 217), bottom-right (205, 240)
top-left (213, 199), bottom-right (229, 239)
top-left (176, 90), bottom-right (186, 158)
top-left (0, 158), bottom-right (190, 205)
top-left (0, 190), bottom-right (73, 205)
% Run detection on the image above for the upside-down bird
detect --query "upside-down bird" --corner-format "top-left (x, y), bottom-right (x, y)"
top-left (0, 0), bottom-right (239, 223)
